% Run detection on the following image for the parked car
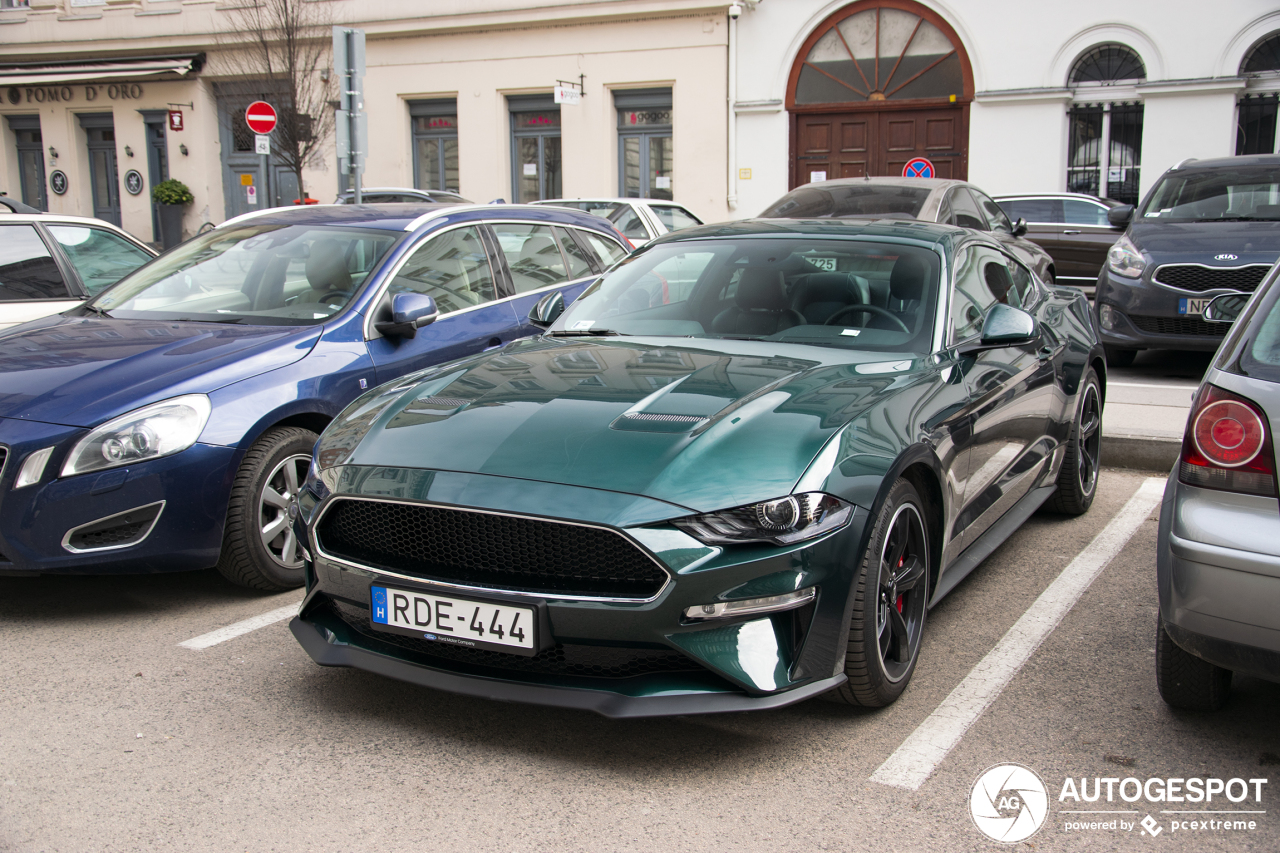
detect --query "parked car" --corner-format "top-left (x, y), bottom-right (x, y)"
top-left (759, 177), bottom-right (1057, 285)
top-left (994, 193), bottom-right (1125, 295)
top-left (1155, 285), bottom-right (1280, 710)
top-left (290, 217), bottom-right (1105, 718)
top-left (1095, 154), bottom-right (1280, 367)
top-left (0, 198), bottom-right (157, 331)
top-left (532, 197), bottom-right (703, 246)
top-left (0, 203), bottom-right (629, 591)
top-left (335, 187), bottom-right (470, 204)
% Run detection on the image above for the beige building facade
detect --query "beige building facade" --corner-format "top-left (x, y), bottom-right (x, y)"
top-left (0, 0), bottom-right (732, 244)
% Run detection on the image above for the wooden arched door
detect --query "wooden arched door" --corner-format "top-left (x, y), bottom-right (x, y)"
top-left (787, 0), bottom-right (974, 188)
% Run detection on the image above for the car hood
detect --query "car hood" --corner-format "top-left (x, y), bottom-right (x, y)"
top-left (1130, 219), bottom-right (1280, 262)
top-left (322, 337), bottom-right (916, 513)
top-left (0, 315), bottom-right (321, 427)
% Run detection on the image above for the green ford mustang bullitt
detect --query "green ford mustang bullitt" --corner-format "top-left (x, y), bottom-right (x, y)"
top-left (289, 218), bottom-right (1105, 717)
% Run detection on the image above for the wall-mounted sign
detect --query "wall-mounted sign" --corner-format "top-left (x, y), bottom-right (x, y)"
top-left (124, 170), bottom-right (144, 195)
top-left (554, 85), bottom-right (580, 105)
top-left (246, 185), bottom-right (257, 205)
top-left (49, 170), bottom-right (68, 195)
top-left (5, 84), bottom-right (145, 106)
top-left (168, 109), bottom-right (184, 132)
top-left (739, 168), bottom-right (752, 180)
top-left (240, 174), bottom-right (254, 186)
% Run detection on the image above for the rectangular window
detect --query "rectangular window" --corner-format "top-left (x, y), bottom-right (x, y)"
top-left (0, 225), bottom-right (71, 300)
top-left (1067, 102), bottom-right (1143, 205)
top-left (1237, 94), bottom-right (1279, 156)
top-left (509, 95), bottom-right (561, 203)
top-left (390, 226), bottom-right (496, 314)
top-left (409, 99), bottom-right (459, 193)
top-left (616, 89), bottom-right (673, 200)
top-left (491, 223), bottom-right (568, 293)
top-left (6, 115), bottom-right (46, 211)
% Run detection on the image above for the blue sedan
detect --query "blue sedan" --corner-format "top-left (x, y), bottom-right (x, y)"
top-left (0, 203), bottom-right (629, 590)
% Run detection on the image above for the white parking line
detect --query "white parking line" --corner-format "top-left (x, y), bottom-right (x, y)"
top-left (871, 476), bottom-right (1166, 791)
top-left (178, 603), bottom-right (300, 650)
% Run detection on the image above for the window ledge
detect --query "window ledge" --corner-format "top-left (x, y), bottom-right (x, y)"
top-left (57, 12), bottom-right (104, 20)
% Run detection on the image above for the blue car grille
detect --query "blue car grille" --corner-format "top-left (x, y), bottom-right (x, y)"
top-left (315, 498), bottom-right (669, 598)
top-left (1153, 264), bottom-right (1270, 293)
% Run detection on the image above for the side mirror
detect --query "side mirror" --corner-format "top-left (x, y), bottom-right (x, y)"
top-left (1203, 292), bottom-right (1249, 324)
top-left (1107, 204), bottom-right (1134, 228)
top-left (529, 291), bottom-right (565, 328)
top-left (374, 292), bottom-right (438, 339)
top-left (1011, 217), bottom-right (1028, 238)
top-left (960, 303), bottom-right (1038, 354)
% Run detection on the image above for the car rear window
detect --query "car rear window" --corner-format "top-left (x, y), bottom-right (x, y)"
top-left (760, 185), bottom-right (931, 219)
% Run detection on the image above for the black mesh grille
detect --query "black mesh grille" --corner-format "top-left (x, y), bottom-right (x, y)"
top-left (1129, 315), bottom-right (1230, 337)
top-left (65, 503), bottom-right (162, 551)
top-left (1154, 264), bottom-right (1270, 293)
top-left (328, 598), bottom-right (701, 678)
top-left (316, 499), bottom-right (668, 598)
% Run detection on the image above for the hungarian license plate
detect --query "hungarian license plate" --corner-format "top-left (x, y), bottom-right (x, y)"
top-left (369, 585), bottom-right (537, 655)
top-left (1179, 297), bottom-right (1211, 316)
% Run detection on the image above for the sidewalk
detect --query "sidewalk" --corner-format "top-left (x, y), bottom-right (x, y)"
top-left (1101, 379), bottom-right (1194, 472)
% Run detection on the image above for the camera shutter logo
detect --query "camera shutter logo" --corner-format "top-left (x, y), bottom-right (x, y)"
top-left (969, 764), bottom-right (1049, 843)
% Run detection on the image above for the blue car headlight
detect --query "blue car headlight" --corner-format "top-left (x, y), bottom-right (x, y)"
top-left (61, 394), bottom-right (212, 477)
top-left (674, 492), bottom-right (853, 546)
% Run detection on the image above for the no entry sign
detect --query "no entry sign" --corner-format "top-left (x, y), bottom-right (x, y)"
top-left (245, 101), bottom-right (278, 135)
top-left (902, 157), bottom-right (935, 179)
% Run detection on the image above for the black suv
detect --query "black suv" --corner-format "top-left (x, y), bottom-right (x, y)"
top-left (1095, 154), bottom-right (1280, 366)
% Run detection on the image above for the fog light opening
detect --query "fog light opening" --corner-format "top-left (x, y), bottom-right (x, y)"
top-left (683, 587), bottom-right (816, 622)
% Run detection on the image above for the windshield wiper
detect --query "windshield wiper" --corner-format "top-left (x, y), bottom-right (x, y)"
top-left (549, 329), bottom-right (626, 336)
top-left (175, 316), bottom-right (248, 325)
top-left (82, 304), bottom-right (112, 319)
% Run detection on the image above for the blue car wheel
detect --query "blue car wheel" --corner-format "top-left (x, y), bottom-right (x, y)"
top-left (216, 426), bottom-right (316, 591)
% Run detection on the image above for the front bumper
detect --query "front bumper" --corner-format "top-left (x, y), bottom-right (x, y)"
top-left (1157, 477), bottom-right (1280, 682)
top-left (0, 415), bottom-right (235, 574)
top-left (1094, 268), bottom-right (1229, 352)
top-left (294, 467), bottom-right (871, 716)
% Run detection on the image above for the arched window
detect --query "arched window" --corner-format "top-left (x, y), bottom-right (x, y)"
top-left (1068, 44), bottom-right (1146, 85)
top-left (1065, 44), bottom-right (1146, 205)
top-left (791, 3), bottom-right (970, 106)
top-left (1242, 33), bottom-right (1280, 74)
top-left (1237, 33), bottom-right (1280, 155)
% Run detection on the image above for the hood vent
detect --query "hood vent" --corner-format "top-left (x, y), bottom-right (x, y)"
top-left (610, 412), bottom-right (708, 433)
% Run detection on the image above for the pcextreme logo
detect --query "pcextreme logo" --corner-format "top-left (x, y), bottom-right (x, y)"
top-left (970, 763), bottom-right (1269, 842)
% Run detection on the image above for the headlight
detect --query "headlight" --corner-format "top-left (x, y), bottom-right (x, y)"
top-left (674, 492), bottom-right (853, 546)
top-left (61, 394), bottom-right (212, 477)
top-left (1107, 234), bottom-right (1146, 278)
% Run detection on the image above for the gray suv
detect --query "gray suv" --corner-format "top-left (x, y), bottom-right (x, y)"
top-left (1096, 154), bottom-right (1280, 366)
top-left (1156, 281), bottom-right (1280, 710)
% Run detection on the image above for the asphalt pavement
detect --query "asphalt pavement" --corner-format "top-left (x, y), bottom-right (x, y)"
top-left (1, 468), bottom-right (1276, 852)
top-left (1103, 350), bottom-right (1213, 472)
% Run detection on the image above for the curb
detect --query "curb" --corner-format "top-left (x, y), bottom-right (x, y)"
top-left (1102, 432), bottom-right (1180, 473)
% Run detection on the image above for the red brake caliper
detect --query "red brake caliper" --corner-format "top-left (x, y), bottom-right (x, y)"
top-left (896, 555), bottom-right (905, 613)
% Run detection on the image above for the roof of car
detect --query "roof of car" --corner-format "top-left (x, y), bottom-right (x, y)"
top-left (647, 216), bottom-right (966, 248)
top-left (535, 197), bottom-right (686, 206)
top-left (799, 177), bottom-right (968, 192)
top-left (1170, 153), bottom-right (1280, 171)
top-left (992, 192), bottom-right (1119, 204)
top-left (0, 209), bottom-right (156, 244)
top-left (219, 202), bottom-right (625, 235)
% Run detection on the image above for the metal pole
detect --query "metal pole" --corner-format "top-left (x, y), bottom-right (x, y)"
top-left (261, 151), bottom-right (269, 207)
top-left (348, 29), bottom-right (362, 205)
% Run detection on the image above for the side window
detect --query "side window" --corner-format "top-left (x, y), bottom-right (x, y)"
top-left (650, 205), bottom-right (701, 231)
top-left (1000, 198), bottom-right (1063, 223)
top-left (491, 223), bottom-right (568, 293)
top-left (553, 227), bottom-right (594, 278)
top-left (388, 225), bottom-right (496, 313)
top-left (581, 232), bottom-right (628, 267)
top-left (1004, 256), bottom-right (1037, 308)
top-left (1063, 199), bottom-right (1111, 227)
top-left (0, 225), bottom-right (71, 300)
top-left (949, 247), bottom-right (1003, 342)
top-left (948, 189), bottom-right (990, 230)
top-left (974, 191), bottom-right (1012, 233)
top-left (46, 225), bottom-right (153, 296)
top-left (609, 205), bottom-right (649, 241)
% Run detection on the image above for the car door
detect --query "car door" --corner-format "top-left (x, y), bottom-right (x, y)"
top-left (365, 223), bottom-right (519, 385)
top-left (996, 197), bottom-right (1069, 275)
top-left (1058, 198), bottom-right (1124, 281)
top-left (949, 243), bottom-right (1057, 551)
top-left (43, 223), bottom-right (155, 297)
top-left (488, 221), bottom-right (602, 338)
top-left (608, 203), bottom-right (654, 245)
top-left (0, 223), bottom-right (82, 331)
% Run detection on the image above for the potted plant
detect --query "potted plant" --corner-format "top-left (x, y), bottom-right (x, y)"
top-left (152, 178), bottom-right (194, 249)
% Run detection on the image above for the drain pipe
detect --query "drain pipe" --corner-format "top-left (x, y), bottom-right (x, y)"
top-left (727, 1), bottom-right (742, 213)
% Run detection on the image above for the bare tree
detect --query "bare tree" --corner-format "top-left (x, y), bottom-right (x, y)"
top-left (218, 0), bottom-right (335, 202)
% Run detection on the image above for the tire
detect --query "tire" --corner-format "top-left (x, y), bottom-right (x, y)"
top-left (1104, 346), bottom-right (1136, 368)
top-left (216, 427), bottom-right (317, 592)
top-left (1046, 367), bottom-right (1102, 515)
top-left (1156, 616), bottom-right (1231, 711)
top-left (827, 478), bottom-right (930, 708)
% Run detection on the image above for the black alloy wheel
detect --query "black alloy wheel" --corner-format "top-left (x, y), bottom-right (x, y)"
top-left (1047, 368), bottom-right (1101, 515)
top-left (828, 477), bottom-right (930, 708)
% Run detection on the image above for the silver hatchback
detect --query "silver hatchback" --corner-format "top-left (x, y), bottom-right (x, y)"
top-left (1156, 276), bottom-right (1280, 709)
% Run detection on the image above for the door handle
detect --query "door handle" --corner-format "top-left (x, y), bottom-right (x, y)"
top-left (1062, 229), bottom-right (1082, 235)
top-left (483, 337), bottom-right (503, 352)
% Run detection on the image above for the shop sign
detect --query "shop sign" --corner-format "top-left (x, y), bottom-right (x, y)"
top-left (124, 170), bottom-right (144, 196)
top-left (5, 84), bottom-right (145, 105)
top-left (49, 170), bottom-right (68, 196)
top-left (168, 109), bottom-right (184, 132)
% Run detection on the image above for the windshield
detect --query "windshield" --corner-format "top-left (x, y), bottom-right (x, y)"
top-left (760, 185), bottom-right (932, 220)
top-left (90, 224), bottom-right (400, 325)
top-left (1141, 165), bottom-right (1280, 221)
top-left (553, 238), bottom-right (940, 352)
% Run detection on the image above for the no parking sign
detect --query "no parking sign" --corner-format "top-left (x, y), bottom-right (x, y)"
top-left (903, 157), bottom-right (935, 178)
